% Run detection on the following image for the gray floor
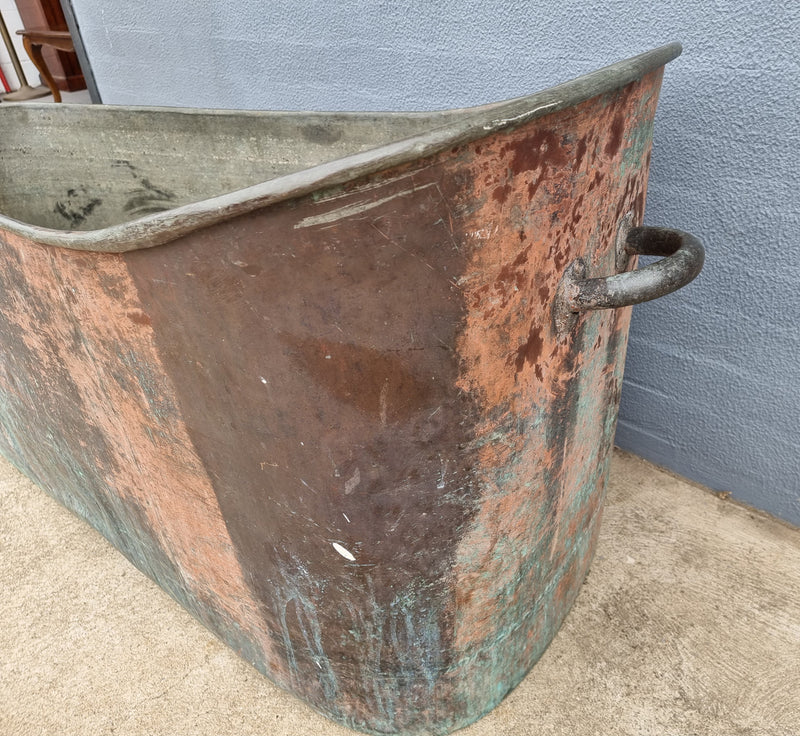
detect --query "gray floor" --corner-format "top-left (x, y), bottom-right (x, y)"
top-left (1, 449), bottom-right (798, 736)
top-left (0, 86), bottom-right (92, 104)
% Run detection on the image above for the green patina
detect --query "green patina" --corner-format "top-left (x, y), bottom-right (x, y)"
top-left (445, 311), bottom-right (625, 728)
top-left (620, 116), bottom-right (654, 179)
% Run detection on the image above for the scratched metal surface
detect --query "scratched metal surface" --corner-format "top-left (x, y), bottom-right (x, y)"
top-left (0, 58), bottom-right (665, 735)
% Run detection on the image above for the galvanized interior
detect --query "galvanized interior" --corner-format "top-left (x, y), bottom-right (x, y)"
top-left (0, 106), bottom-right (453, 232)
top-left (0, 42), bottom-right (681, 253)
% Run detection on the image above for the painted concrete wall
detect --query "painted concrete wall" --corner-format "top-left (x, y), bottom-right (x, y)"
top-left (67, 0), bottom-right (800, 525)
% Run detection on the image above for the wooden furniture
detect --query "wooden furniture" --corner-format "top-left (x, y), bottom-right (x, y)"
top-left (13, 0), bottom-right (84, 93)
top-left (16, 28), bottom-right (73, 102)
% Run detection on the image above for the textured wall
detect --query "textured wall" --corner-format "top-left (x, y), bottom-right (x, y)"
top-left (67, 0), bottom-right (800, 524)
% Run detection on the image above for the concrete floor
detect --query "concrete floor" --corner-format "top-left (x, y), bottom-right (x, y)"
top-left (1, 449), bottom-right (798, 736)
top-left (0, 87), bottom-right (92, 104)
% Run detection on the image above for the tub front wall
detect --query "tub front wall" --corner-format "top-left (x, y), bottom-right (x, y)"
top-left (0, 70), bottom-right (662, 735)
top-left (125, 154), bottom-right (481, 732)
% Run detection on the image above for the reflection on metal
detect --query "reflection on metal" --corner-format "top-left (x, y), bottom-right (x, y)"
top-left (0, 44), bottom-right (702, 735)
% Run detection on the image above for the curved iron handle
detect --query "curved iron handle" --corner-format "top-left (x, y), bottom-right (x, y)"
top-left (554, 226), bottom-right (704, 336)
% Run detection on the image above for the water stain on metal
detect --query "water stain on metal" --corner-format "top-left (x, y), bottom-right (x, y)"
top-left (113, 159), bottom-right (177, 217)
top-left (281, 333), bottom-right (435, 422)
top-left (53, 186), bottom-right (102, 227)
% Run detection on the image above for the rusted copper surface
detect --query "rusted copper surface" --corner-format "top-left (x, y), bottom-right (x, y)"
top-left (0, 65), bottom-right (666, 735)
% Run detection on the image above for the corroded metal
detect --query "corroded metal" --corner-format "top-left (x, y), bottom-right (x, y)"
top-left (554, 226), bottom-right (705, 336)
top-left (559, 226), bottom-right (705, 314)
top-left (0, 44), bottom-right (701, 736)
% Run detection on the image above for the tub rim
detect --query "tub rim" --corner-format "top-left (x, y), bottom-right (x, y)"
top-left (0, 43), bottom-right (681, 253)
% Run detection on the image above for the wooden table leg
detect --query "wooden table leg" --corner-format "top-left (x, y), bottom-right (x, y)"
top-left (21, 35), bottom-right (61, 102)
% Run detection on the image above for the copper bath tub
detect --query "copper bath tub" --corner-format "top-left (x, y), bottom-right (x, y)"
top-left (0, 44), bottom-right (702, 735)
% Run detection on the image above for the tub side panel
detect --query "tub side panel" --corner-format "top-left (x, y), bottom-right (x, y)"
top-left (121, 69), bottom-right (662, 734)
top-left (0, 233), bottom-right (284, 680)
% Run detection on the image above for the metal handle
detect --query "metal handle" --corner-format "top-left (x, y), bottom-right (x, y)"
top-left (553, 227), bottom-right (705, 337)
top-left (554, 226), bottom-right (704, 335)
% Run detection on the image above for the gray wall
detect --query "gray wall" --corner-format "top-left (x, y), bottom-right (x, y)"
top-left (68, 0), bottom-right (800, 525)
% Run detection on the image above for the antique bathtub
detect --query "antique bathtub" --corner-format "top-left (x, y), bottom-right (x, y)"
top-left (0, 43), bottom-right (702, 734)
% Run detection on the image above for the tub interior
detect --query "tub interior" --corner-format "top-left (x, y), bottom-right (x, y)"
top-left (0, 105), bottom-right (454, 232)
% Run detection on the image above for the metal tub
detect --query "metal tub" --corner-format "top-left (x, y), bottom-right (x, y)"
top-left (0, 44), bottom-right (702, 735)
